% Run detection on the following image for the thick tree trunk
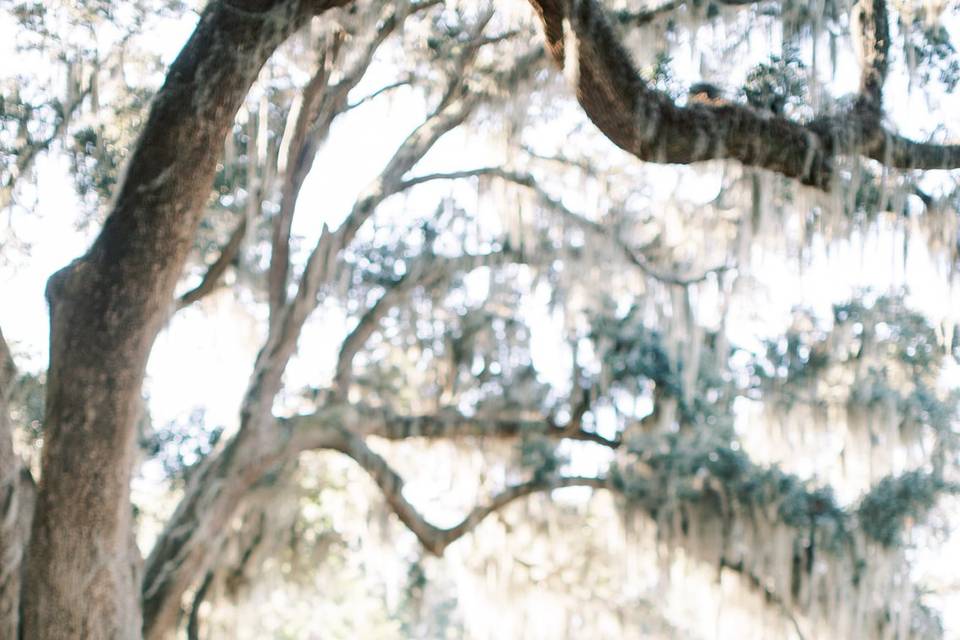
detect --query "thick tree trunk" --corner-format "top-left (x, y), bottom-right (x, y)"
top-left (20, 1), bottom-right (345, 637)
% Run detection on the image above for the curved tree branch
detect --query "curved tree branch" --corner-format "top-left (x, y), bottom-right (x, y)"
top-left (399, 167), bottom-right (731, 285)
top-left (335, 424), bottom-right (936, 638)
top-left (526, 0), bottom-right (960, 188)
top-left (177, 216), bottom-right (248, 309)
top-left (330, 426), bottom-right (605, 555)
top-left (345, 78), bottom-right (413, 111)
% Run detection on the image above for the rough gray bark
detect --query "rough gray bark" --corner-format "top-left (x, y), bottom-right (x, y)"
top-left (20, 1), bottom-right (346, 638)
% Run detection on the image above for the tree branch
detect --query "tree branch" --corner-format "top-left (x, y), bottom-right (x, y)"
top-left (333, 250), bottom-right (519, 397)
top-left (268, 32), bottom-right (343, 321)
top-left (330, 426), bottom-right (605, 555)
top-left (283, 402), bottom-right (621, 451)
top-left (141, 13), bottom-right (499, 635)
top-left (613, 0), bottom-right (684, 26)
top-left (185, 570), bottom-right (213, 640)
top-left (177, 216), bottom-right (248, 309)
top-left (268, 0), bottom-right (443, 321)
top-left (525, 0), bottom-right (960, 188)
top-left (614, 0), bottom-right (768, 26)
top-left (398, 167), bottom-right (731, 285)
top-left (345, 78), bottom-right (413, 111)
top-left (245, 64), bottom-right (486, 415)
top-left (854, 0), bottom-right (890, 108)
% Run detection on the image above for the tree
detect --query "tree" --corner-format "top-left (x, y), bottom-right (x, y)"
top-left (0, 0), bottom-right (958, 638)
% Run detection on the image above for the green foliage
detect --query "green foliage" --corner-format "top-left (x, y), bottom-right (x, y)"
top-left (752, 323), bottom-right (830, 389)
top-left (617, 433), bottom-right (848, 541)
top-left (902, 385), bottom-right (960, 434)
top-left (0, 90), bottom-right (64, 185)
top-left (834, 294), bottom-right (943, 375)
top-left (518, 434), bottom-right (568, 481)
top-left (901, 10), bottom-right (960, 92)
top-left (643, 52), bottom-right (683, 100)
top-left (752, 292), bottom-right (950, 410)
top-left (741, 46), bottom-right (808, 115)
top-left (142, 408), bottom-right (223, 481)
top-left (857, 471), bottom-right (952, 547)
top-left (68, 126), bottom-right (121, 202)
top-left (592, 304), bottom-right (735, 428)
top-left (591, 305), bottom-right (682, 397)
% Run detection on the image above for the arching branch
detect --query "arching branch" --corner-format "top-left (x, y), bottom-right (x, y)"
top-left (333, 425), bottom-right (939, 638)
top-left (345, 78), bottom-right (413, 111)
top-left (177, 216), bottom-right (248, 309)
top-left (329, 426), bottom-right (606, 555)
top-left (398, 167), bottom-right (731, 285)
top-left (525, 0), bottom-right (960, 188)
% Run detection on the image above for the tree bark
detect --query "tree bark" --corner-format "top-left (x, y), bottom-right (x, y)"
top-left (20, 1), bottom-right (346, 638)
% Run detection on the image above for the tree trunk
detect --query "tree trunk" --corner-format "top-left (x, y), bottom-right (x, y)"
top-left (19, 1), bottom-right (345, 637)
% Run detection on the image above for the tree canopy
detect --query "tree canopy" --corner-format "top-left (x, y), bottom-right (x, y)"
top-left (1, 0), bottom-right (959, 638)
